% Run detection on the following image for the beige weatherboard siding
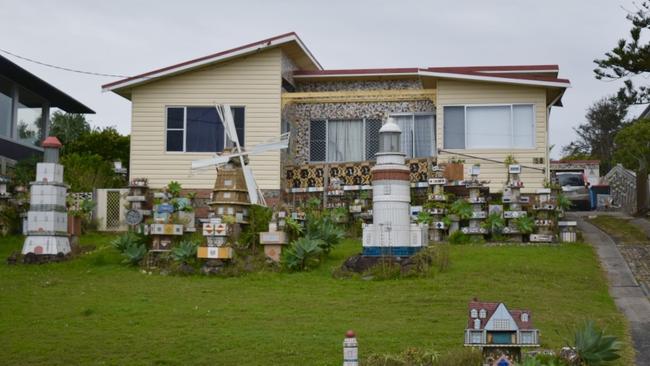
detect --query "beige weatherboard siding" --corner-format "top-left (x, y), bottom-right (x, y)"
top-left (436, 80), bottom-right (549, 193)
top-left (129, 49), bottom-right (283, 190)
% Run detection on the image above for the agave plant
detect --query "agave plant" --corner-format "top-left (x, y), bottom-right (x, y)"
top-left (570, 320), bottom-right (621, 366)
top-left (514, 215), bottom-right (535, 234)
top-left (171, 240), bottom-right (198, 263)
top-left (166, 180), bottom-right (182, 198)
top-left (281, 237), bottom-right (324, 271)
top-left (306, 216), bottom-right (345, 254)
top-left (122, 243), bottom-right (147, 266)
top-left (450, 199), bottom-right (473, 220)
top-left (111, 232), bottom-right (141, 253)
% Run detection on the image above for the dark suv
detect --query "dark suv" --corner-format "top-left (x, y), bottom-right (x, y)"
top-left (557, 172), bottom-right (590, 210)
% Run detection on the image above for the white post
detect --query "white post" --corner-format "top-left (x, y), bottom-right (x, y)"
top-left (343, 330), bottom-right (358, 366)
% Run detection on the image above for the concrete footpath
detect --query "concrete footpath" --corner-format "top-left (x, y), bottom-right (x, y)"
top-left (571, 213), bottom-right (650, 366)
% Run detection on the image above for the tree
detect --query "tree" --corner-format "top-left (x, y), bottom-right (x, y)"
top-left (561, 97), bottom-right (629, 172)
top-left (613, 119), bottom-right (650, 214)
top-left (49, 112), bottom-right (90, 145)
top-left (63, 127), bottom-right (130, 168)
top-left (61, 153), bottom-right (123, 192)
top-left (594, 3), bottom-right (650, 105)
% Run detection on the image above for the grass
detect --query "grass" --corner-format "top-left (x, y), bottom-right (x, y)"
top-left (589, 215), bottom-right (649, 244)
top-left (0, 233), bottom-right (634, 365)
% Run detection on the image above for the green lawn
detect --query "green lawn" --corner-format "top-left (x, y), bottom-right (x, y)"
top-left (0, 234), bottom-right (634, 365)
top-left (589, 215), bottom-right (649, 244)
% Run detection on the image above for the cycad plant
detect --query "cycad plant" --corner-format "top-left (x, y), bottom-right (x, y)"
top-left (482, 212), bottom-right (506, 236)
top-left (450, 199), bottom-right (473, 220)
top-left (571, 321), bottom-right (621, 365)
top-left (514, 215), bottom-right (535, 234)
top-left (281, 237), bottom-right (324, 271)
top-left (306, 216), bottom-right (345, 254)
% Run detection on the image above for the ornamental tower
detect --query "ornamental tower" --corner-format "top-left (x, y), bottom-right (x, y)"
top-left (22, 136), bottom-right (71, 257)
top-left (362, 121), bottom-right (428, 256)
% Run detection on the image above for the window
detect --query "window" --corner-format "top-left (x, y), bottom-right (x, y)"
top-left (0, 76), bottom-right (12, 138)
top-left (166, 106), bottom-right (244, 152)
top-left (479, 309), bottom-right (487, 319)
top-left (443, 104), bottom-right (535, 149)
top-left (470, 309), bottom-right (478, 318)
top-left (473, 318), bottom-right (481, 330)
top-left (493, 319), bottom-right (510, 330)
top-left (520, 331), bottom-right (534, 344)
top-left (16, 87), bottom-right (44, 146)
top-left (390, 113), bottom-right (435, 158)
top-left (309, 119), bottom-right (382, 162)
top-left (471, 331), bottom-right (482, 344)
top-left (521, 313), bottom-right (529, 323)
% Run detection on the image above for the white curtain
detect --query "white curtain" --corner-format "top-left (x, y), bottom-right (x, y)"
top-left (327, 120), bottom-right (363, 162)
top-left (393, 115), bottom-right (414, 158)
top-left (466, 106), bottom-right (511, 149)
top-left (513, 105), bottom-right (534, 148)
top-left (414, 114), bottom-right (434, 157)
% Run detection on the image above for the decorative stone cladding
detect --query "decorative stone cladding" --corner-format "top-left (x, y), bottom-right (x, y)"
top-left (284, 99), bottom-right (435, 165)
top-left (295, 79), bottom-right (423, 92)
top-left (281, 52), bottom-right (298, 86)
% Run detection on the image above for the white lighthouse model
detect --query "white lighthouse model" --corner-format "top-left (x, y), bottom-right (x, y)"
top-left (22, 136), bottom-right (71, 257)
top-left (362, 121), bottom-right (428, 256)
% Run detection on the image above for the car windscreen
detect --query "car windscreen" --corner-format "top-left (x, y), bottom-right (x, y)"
top-left (558, 174), bottom-right (585, 187)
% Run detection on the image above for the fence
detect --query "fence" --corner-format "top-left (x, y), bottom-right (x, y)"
top-left (95, 188), bottom-right (129, 232)
top-left (604, 164), bottom-right (650, 215)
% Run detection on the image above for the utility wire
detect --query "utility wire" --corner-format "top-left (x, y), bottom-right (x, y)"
top-left (0, 47), bottom-right (130, 78)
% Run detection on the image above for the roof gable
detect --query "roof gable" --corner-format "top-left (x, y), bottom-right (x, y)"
top-left (484, 303), bottom-right (519, 331)
top-left (102, 32), bottom-right (321, 94)
top-left (467, 300), bottom-right (534, 330)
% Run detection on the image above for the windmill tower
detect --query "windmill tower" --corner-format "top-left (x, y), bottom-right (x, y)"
top-left (191, 105), bottom-right (289, 221)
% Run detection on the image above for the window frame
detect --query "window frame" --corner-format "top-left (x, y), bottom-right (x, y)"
top-left (309, 118), bottom-right (381, 163)
top-left (165, 105), bottom-right (245, 154)
top-left (442, 103), bottom-right (536, 150)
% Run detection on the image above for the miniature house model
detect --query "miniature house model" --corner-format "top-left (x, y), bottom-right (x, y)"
top-left (22, 137), bottom-right (71, 256)
top-left (362, 121), bottom-right (428, 256)
top-left (464, 299), bottom-right (539, 363)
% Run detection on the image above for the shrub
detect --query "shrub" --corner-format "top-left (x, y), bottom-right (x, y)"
top-left (306, 216), bottom-right (345, 254)
top-left (447, 231), bottom-right (470, 245)
top-left (514, 215), bottom-right (535, 234)
top-left (571, 320), bottom-right (621, 366)
top-left (61, 153), bottom-right (122, 192)
top-left (432, 348), bottom-right (483, 366)
top-left (450, 199), bottom-right (473, 220)
top-left (239, 205), bottom-right (272, 250)
top-left (281, 237), bottom-right (323, 271)
top-left (171, 240), bottom-right (198, 263)
top-left (284, 217), bottom-right (303, 242)
top-left (416, 211), bottom-right (432, 225)
top-left (0, 204), bottom-right (23, 235)
top-left (482, 212), bottom-right (505, 235)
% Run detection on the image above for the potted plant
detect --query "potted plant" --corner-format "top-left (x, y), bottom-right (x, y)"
top-left (444, 156), bottom-right (465, 182)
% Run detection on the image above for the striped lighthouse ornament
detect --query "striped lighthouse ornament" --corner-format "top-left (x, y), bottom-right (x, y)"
top-left (343, 330), bottom-right (358, 366)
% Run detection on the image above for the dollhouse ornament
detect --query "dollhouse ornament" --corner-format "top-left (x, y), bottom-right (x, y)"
top-left (361, 121), bottom-right (428, 256)
top-left (22, 137), bottom-right (71, 258)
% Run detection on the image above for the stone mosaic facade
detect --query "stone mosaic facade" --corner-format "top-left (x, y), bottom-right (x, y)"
top-left (295, 79), bottom-right (423, 92)
top-left (281, 52), bottom-right (298, 86)
top-left (284, 99), bottom-right (435, 165)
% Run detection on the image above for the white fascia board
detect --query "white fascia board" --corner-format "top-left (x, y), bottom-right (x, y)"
top-left (103, 34), bottom-right (321, 92)
top-left (418, 70), bottom-right (571, 88)
top-left (293, 71), bottom-right (419, 79)
top-left (478, 69), bottom-right (558, 74)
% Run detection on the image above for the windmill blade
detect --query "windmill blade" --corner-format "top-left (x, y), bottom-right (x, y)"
top-left (243, 165), bottom-right (265, 206)
top-left (191, 155), bottom-right (231, 170)
top-left (249, 135), bottom-right (289, 155)
top-left (219, 104), bottom-right (240, 149)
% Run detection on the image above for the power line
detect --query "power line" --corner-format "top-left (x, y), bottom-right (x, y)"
top-left (0, 47), bottom-right (130, 78)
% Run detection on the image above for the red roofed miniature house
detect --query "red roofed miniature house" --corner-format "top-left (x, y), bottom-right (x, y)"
top-left (464, 299), bottom-right (539, 348)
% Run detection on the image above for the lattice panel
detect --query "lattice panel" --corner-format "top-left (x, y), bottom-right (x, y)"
top-left (106, 191), bottom-right (122, 229)
top-left (67, 192), bottom-right (93, 216)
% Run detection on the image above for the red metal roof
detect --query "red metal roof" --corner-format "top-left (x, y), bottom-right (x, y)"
top-left (41, 136), bottom-right (62, 148)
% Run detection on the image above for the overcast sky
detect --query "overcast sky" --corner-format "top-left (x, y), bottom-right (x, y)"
top-left (1, 0), bottom-right (643, 158)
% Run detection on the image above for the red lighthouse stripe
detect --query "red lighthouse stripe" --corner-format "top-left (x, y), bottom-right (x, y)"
top-left (372, 170), bottom-right (410, 181)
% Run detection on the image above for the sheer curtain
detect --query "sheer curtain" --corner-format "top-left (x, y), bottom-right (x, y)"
top-left (466, 106), bottom-right (510, 149)
top-left (392, 115), bottom-right (414, 158)
top-left (327, 120), bottom-right (363, 162)
top-left (512, 105), bottom-right (534, 148)
top-left (414, 114), bottom-right (434, 157)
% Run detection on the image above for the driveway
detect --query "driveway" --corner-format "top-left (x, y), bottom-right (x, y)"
top-left (570, 212), bottom-right (650, 365)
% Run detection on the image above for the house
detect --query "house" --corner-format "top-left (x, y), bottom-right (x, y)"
top-left (102, 32), bottom-right (569, 203)
top-left (0, 54), bottom-right (94, 175)
top-left (464, 299), bottom-right (539, 365)
top-left (464, 299), bottom-right (539, 348)
top-left (550, 159), bottom-right (600, 185)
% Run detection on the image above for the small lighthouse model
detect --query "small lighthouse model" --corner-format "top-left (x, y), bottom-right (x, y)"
top-left (362, 121), bottom-right (428, 256)
top-left (22, 136), bottom-right (71, 258)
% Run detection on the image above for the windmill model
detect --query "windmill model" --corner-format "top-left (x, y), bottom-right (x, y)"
top-left (191, 105), bottom-right (288, 261)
